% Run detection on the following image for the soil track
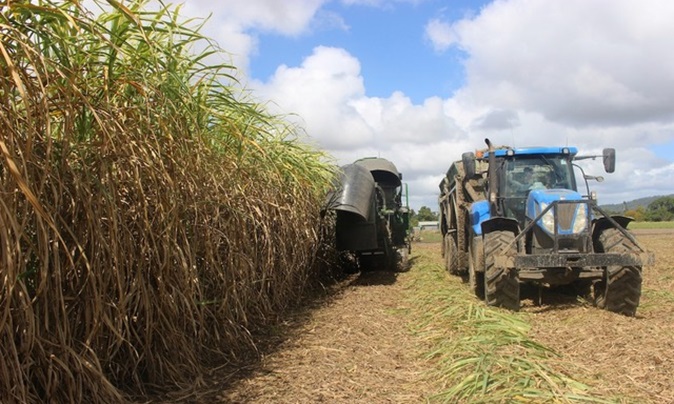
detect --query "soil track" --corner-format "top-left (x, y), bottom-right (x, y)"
top-left (217, 270), bottom-right (430, 403)
top-left (526, 231), bottom-right (674, 403)
top-left (181, 230), bottom-right (672, 403)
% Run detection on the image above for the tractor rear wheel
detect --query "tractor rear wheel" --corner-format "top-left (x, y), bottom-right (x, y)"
top-left (445, 233), bottom-right (459, 275)
top-left (339, 252), bottom-right (359, 274)
top-left (594, 228), bottom-right (642, 316)
top-left (468, 236), bottom-right (485, 299)
top-left (395, 248), bottom-right (410, 272)
top-left (484, 231), bottom-right (520, 311)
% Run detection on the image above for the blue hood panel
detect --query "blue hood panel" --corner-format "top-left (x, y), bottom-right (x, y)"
top-left (530, 189), bottom-right (582, 204)
top-left (471, 200), bottom-right (491, 235)
top-left (527, 189), bottom-right (583, 219)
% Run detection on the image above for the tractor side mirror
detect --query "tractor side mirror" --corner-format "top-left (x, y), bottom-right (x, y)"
top-left (462, 152), bottom-right (476, 178)
top-left (602, 148), bottom-right (615, 173)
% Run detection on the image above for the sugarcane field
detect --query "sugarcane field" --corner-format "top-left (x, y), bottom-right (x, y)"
top-left (1, 1), bottom-right (673, 403)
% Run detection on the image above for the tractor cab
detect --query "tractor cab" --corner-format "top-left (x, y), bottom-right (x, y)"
top-left (494, 148), bottom-right (578, 226)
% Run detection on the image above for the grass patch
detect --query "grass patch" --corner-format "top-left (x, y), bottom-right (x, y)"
top-left (404, 247), bottom-right (617, 403)
top-left (638, 289), bottom-right (674, 313)
top-left (415, 230), bottom-right (443, 243)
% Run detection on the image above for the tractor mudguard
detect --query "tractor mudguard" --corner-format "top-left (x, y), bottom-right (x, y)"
top-left (592, 215), bottom-right (632, 243)
top-left (481, 216), bottom-right (519, 237)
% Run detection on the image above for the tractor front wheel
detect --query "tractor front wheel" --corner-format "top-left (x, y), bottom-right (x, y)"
top-left (594, 228), bottom-right (642, 316)
top-left (484, 231), bottom-right (520, 311)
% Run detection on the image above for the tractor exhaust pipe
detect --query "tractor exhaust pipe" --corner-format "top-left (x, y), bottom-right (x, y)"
top-left (485, 138), bottom-right (500, 216)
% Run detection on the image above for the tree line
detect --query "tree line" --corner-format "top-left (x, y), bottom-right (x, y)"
top-left (411, 195), bottom-right (674, 225)
top-left (618, 196), bottom-right (674, 222)
top-left (409, 206), bottom-right (440, 227)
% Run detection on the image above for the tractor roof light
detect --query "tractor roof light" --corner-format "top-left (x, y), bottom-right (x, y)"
top-left (562, 147), bottom-right (570, 155)
top-left (506, 149), bottom-right (515, 156)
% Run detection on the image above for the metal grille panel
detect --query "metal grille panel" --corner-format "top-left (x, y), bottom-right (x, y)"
top-left (557, 203), bottom-right (576, 231)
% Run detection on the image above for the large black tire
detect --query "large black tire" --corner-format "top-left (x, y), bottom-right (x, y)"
top-left (594, 228), bottom-right (642, 316)
top-left (339, 252), bottom-right (360, 274)
top-left (454, 200), bottom-right (468, 275)
top-left (445, 234), bottom-right (459, 275)
top-left (468, 236), bottom-right (485, 299)
top-left (395, 248), bottom-right (410, 272)
top-left (484, 231), bottom-right (520, 311)
top-left (441, 231), bottom-right (446, 257)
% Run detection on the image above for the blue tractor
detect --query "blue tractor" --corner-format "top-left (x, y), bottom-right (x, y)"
top-left (438, 139), bottom-right (653, 315)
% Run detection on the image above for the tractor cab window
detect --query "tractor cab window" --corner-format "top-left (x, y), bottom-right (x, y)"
top-left (505, 156), bottom-right (574, 197)
top-left (502, 155), bottom-right (575, 222)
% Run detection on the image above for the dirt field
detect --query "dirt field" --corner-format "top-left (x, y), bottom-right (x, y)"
top-left (214, 270), bottom-right (432, 403)
top-left (181, 230), bottom-right (672, 403)
top-left (525, 230), bottom-right (674, 403)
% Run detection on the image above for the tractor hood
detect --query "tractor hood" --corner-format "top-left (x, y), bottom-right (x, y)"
top-left (528, 188), bottom-right (582, 207)
top-left (526, 189), bottom-right (588, 235)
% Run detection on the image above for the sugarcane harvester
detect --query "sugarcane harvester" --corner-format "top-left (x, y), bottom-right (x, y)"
top-left (438, 139), bottom-right (653, 315)
top-left (327, 157), bottom-right (411, 271)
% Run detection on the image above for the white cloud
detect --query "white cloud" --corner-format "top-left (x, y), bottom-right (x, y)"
top-left (176, 0), bottom-right (328, 73)
top-left (100, 0), bottom-right (674, 210)
top-left (253, 46), bottom-right (375, 150)
top-left (433, 0), bottom-right (674, 127)
top-left (250, 44), bottom-right (473, 210)
top-left (191, 0), bottom-right (325, 35)
top-left (311, 9), bottom-right (350, 32)
top-left (351, 93), bottom-right (461, 143)
top-left (424, 18), bottom-right (458, 52)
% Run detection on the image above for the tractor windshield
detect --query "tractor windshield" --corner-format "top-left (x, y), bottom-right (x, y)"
top-left (504, 155), bottom-right (575, 197)
top-left (502, 154), bottom-right (575, 222)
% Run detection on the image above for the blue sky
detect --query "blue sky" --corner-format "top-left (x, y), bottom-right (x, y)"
top-left (650, 140), bottom-right (674, 161)
top-left (251, 0), bottom-right (488, 103)
top-left (140, 0), bottom-right (674, 211)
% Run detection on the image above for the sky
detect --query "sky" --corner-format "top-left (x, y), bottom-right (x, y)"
top-left (123, 0), bottom-right (674, 211)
